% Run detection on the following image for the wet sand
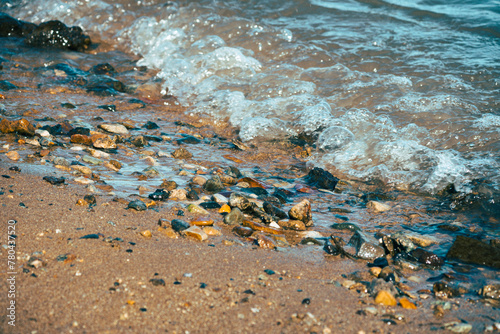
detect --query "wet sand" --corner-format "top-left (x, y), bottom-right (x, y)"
top-left (1, 166), bottom-right (498, 334)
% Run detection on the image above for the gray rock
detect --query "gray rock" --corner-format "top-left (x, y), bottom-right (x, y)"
top-left (224, 207), bottom-right (243, 225)
top-left (229, 192), bottom-right (252, 211)
top-left (347, 231), bottom-right (385, 260)
top-left (204, 175), bottom-right (224, 193)
top-left (369, 278), bottom-right (398, 297)
top-left (172, 147), bottom-right (192, 159)
top-left (171, 219), bottom-right (190, 232)
top-left (127, 200), bottom-right (147, 211)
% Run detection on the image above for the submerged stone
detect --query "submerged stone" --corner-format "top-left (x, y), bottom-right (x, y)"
top-left (204, 175), bottom-right (224, 193)
top-left (172, 147), bottom-right (192, 159)
top-left (347, 231), bottom-right (385, 260)
top-left (446, 235), bottom-right (500, 269)
top-left (409, 248), bottom-right (444, 267)
top-left (25, 20), bottom-right (91, 51)
top-left (304, 167), bottom-right (339, 190)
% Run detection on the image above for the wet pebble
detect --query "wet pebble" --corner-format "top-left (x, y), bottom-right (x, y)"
top-left (409, 248), bottom-right (444, 267)
top-left (277, 220), bottom-right (306, 231)
top-left (304, 167), bottom-right (339, 190)
top-left (374, 290), bottom-right (397, 306)
top-left (160, 180), bottom-right (177, 191)
top-left (93, 136), bottom-right (116, 149)
top-left (43, 176), bottom-right (65, 185)
top-left (149, 278), bottom-right (166, 286)
top-left (433, 282), bottom-right (461, 298)
top-left (177, 135), bottom-right (201, 144)
top-left (148, 189), bottom-right (169, 201)
top-left (366, 200), bottom-right (391, 212)
top-left (5, 151), bottom-right (20, 161)
top-left (172, 147), bottom-right (192, 159)
top-left (184, 226), bottom-right (208, 241)
top-left (0, 118), bottom-right (36, 136)
top-left (204, 175), bottom-right (224, 193)
top-left (479, 284), bottom-right (500, 299)
top-left (233, 226), bottom-right (253, 237)
top-left (288, 199), bottom-right (313, 227)
top-left (171, 219), bottom-right (190, 232)
top-left (187, 203), bottom-right (210, 215)
top-left (347, 231), bottom-right (385, 260)
top-left (99, 124), bottom-right (128, 134)
top-left (169, 189), bottom-right (187, 200)
top-left (140, 230), bottom-right (152, 238)
top-left (127, 200), bottom-right (147, 211)
top-left (130, 135), bottom-right (148, 147)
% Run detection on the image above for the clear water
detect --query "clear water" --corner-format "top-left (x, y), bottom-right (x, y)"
top-left (3, 0), bottom-right (500, 206)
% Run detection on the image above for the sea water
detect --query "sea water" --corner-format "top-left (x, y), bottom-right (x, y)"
top-left (3, 0), bottom-right (499, 214)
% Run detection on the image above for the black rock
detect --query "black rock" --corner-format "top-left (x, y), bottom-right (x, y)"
top-left (0, 13), bottom-right (36, 37)
top-left (90, 63), bottom-right (116, 75)
top-left (273, 188), bottom-right (292, 203)
top-left (200, 201), bottom-right (221, 209)
top-left (148, 189), bottom-right (169, 201)
top-left (347, 231), bottom-right (385, 260)
top-left (43, 176), bottom-right (65, 185)
top-left (0, 80), bottom-right (17, 91)
top-left (25, 20), bottom-right (91, 51)
top-left (83, 195), bottom-right (96, 205)
top-left (446, 235), bottom-right (500, 269)
top-left (331, 222), bottom-right (360, 232)
top-left (304, 167), bottom-right (339, 191)
top-left (263, 201), bottom-right (288, 219)
top-left (368, 257), bottom-right (389, 268)
top-left (40, 124), bottom-right (63, 136)
top-left (186, 189), bottom-right (200, 200)
top-left (176, 135), bottom-right (201, 145)
top-left (80, 233), bottom-right (101, 239)
top-left (433, 282), bottom-right (461, 298)
top-left (143, 121), bottom-right (159, 129)
top-left (99, 104), bottom-right (116, 112)
top-left (143, 135), bottom-right (162, 142)
top-left (409, 248), bottom-right (444, 267)
top-left (242, 187), bottom-right (268, 196)
top-left (67, 127), bottom-right (90, 137)
top-left (127, 200), bottom-right (147, 211)
top-left (171, 219), bottom-right (190, 232)
top-left (323, 238), bottom-right (341, 255)
top-left (226, 166), bottom-right (242, 178)
top-left (61, 102), bottom-right (76, 109)
top-left (149, 278), bottom-right (166, 286)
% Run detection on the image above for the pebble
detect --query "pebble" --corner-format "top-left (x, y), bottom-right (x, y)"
top-left (171, 219), bottom-right (190, 232)
top-left (304, 167), bottom-right (339, 190)
top-left (74, 177), bottom-right (94, 185)
top-left (88, 148), bottom-right (110, 159)
top-left (149, 278), bottom-right (166, 286)
top-left (190, 219), bottom-right (214, 226)
top-left (374, 290), bottom-right (397, 306)
top-left (277, 219), bottom-right (306, 231)
top-left (160, 180), bottom-right (178, 190)
top-left (53, 156), bottom-right (70, 167)
top-left (143, 166), bottom-right (160, 177)
top-left (256, 234), bottom-right (276, 249)
top-left (169, 189), bottom-right (187, 200)
top-left (444, 322), bottom-right (472, 333)
top-left (219, 204), bottom-right (231, 214)
top-left (82, 155), bottom-right (103, 165)
top-left (366, 201), bottom-right (391, 212)
top-left (479, 284), bottom-right (500, 299)
top-left (187, 203), bottom-right (210, 215)
top-left (399, 297), bottom-right (417, 309)
top-left (172, 147), bottom-right (192, 159)
top-left (5, 151), bottom-right (20, 161)
top-left (288, 199), bottom-right (313, 226)
top-left (243, 220), bottom-right (281, 235)
top-left (140, 230), bottom-right (152, 238)
top-left (204, 175), bottom-right (224, 193)
top-left (203, 226), bottom-right (222, 236)
top-left (93, 136), bottom-right (116, 149)
top-left (212, 193), bottom-right (228, 204)
top-left (369, 267), bottom-right (382, 277)
top-left (191, 175), bottom-right (207, 186)
top-left (99, 124), bottom-right (128, 134)
top-left (158, 227), bottom-right (178, 239)
top-left (184, 226), bottom-right (208, 241)
top-left (43, 176), bottom-right (65, 185)
top-left (233, 226), bottom-right (254, 237)
top-left (127, 200), bottom-right (147, 211)
top-left (148, 189), bottom-right (169, 201)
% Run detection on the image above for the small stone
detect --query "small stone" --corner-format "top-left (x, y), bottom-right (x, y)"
top-left (158, 227), bottom-right (178, 239)
top-left (399, 297), bottom-right (417, 309)
top-left (187, 189), bottom-right (200, 200)
top-left (184, 226), bottom-right (208, 241)
top-left (53, 156), bottom-right (70, 167)
top-left (304, 167), bottom-right (339, 190)
top-left (127, 200), bottom-right (147, 211)
top-left (71, 134), bottom-right (93, 146)
top-left (444, 322), bottom-right (472, 333)
top-left (375, 290), bottom-right (397, 306)
top-left (203, 226), bottom-right (222, 236)
top-left (92, 136), bottom-right (116, 149)
top-left (149, 278), bottom-right (166, 286)
top-left (172, 147), bottom-right (192, 159)
top-left (171, 219), bottom-right (190, 232)
top-left (433, 282), bottom-right (461, 298)
top-left (99, 124), bottom-right (128, 134)
top-left (233, 226), bottom-right (254, 237)
top-left (366, 201), bottom-right (391, 212)
top-left (76, 199), bottom-right (88, 206)
top-left (190, 219), bottom-right (214, 226)
top-left (5, 151), bottom-right (20, 161)
top-left (219, 204), bottom-right (231, 213)
top-left (243, 220), bottom-right (281, 235)
top-left (256, 234), bottom-right (277, 249)
top-left (88, 148), bottom-right (110, 159)
top-left (191, 175), bottom-right (207, 186)
top-left (43, 176), bottom-right (65, 185)
top-left (148, 189), bottom-right (169, 201)
top-left (204, 175), bottom-right (224, 193)
top-left (143, 166), bottom-right (160, 178)
top-left (379, 266), bottom-right (399, 283)
top-left (160, 180), bottom-right (178, 191)
top-left (347, 231), bottom-right (385, 260)
top-left (369, 267), bottom-right (382, 277)
top-left (409, 248), bottom-right (444, 267)
top-left (446, 235), bottom-right (500, 269)
top-left (479, 284), bottom-right (500, 300)
top-left (277, 219), bottom-right (306, 231)
top-left (169, 189), bottom-right (187, 200)
top-left (288, 199), bottom-right (313, 226)
top-left (82, 155), bottom-right (103, 165)
top-left (140, 230), bottom-right (152, 238)
top-left (187, 204), bottom-right (209, 215)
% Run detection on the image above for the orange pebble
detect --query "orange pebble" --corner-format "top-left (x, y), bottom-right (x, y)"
top-left (219, 204), bottom-right (231, 213)
top-left (399, 297), bottom-right (417, 309)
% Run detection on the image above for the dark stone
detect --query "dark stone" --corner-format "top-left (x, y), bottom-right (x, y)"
top-left (171, 219), bottom-right (190, 232)
top-left (160, 180), bottom-right (177, 191)
top-left (83, 195), bottom-right (96, 205)
top-left (67, 127), bottom-right (90, 137)
top-left (301, 298), bottom-right (311, 305)
top-left (176, 135), bottom-right (201, 145)
top-left (142, 121), bottom-right (159, 129)
top-left (24, 20), bottom-right (91, 51)
top-left (172, 147), bottom-right (192, 159)
top-left (127, 200), bottom-right (147, 211)
top-left (446, 235), bottom-right (500, 269)
top-left (130, 135), bottom-right (148, 147)
top-left (90, 63), bottom-right (116, 75)
top-left (433, 282), bottom-right (461, 298)
top-left (233, 226), bottom-right (253, 237)
top-left (304, 167), bottom-right (339, 191)
top-left (264, 269), bottom-right (275, 275)
top-left (9, 166), bottom-right (21, 172)
top-left (331, 223), bottom-right (360, 232)
top-left (368, 257), bottom-right (389, 268)
top-left (42, 176), bottom-right (65, 185)
top-left (99, 104), bottom-right (116, 112)
top-left (323, 237), bottom-right (341, 255)
top-left (143, 135), bottom-right (162, 142)
top-left (263, 202), bottom-right (288, 219)
top-left (226, 166), bottom-right (242, 178)
top-left (242, 187), bottom-right (268, 196)
top-left (347, 231), bottom-right (385, 260)
top-left (40, 124), bottom-right (63, 136)
top-left (148, 189), bottom-right (169, 201)
top-left (0, 80), bottom-right (17, 91)
top-left (200, 201), bottom-right (221, 209)
top-left (149, 278), bottom-right (166, 286)
top-left (204, 175), bottom-right (224, 193)
top-left (0, 13), bottom-right (36, 37)
top-left (186, 189), bottom-right (200, 200)
top-left (61, 103), bottom-right (76, 109)
top-left (80, 234), bottom-right (101, 239)
top-left (379, 267), bottom-right (398, 283)
top-left (409, 248), bottom-right (444, 267)
top-left (272, 188), bottom-right (292, 203)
